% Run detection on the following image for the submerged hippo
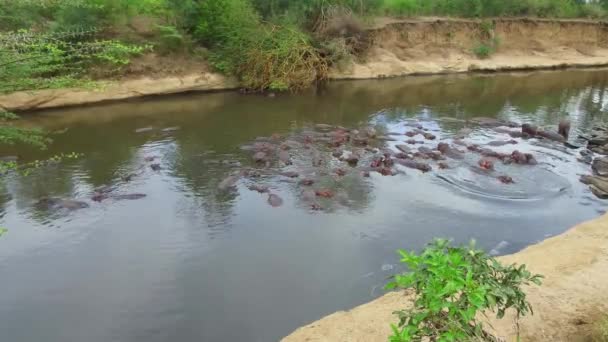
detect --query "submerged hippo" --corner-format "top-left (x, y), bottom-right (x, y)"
top-left (267, 194), bottom-right (284, 207)
top-left (112, 194), bottom-right (147, 200)
top-left (218, 175), bottom-right (239, 190)
top-left (395, 159), bottom-right (432, 173)
top-left (37, 198), bottom-right (89, 211)
top-left (537, 130), bottom-right (565, 142)
top-left (521, 124), bottom-right (538, 137)
top-left (487, 140), bottom-right (518, 147)
top-left (248, 184), bottom-right (270, 193)
top-left (253, 151), bottom-right (268, 163)
top-left (558, 119), bottom-right (571, 139)
top-left (278, 150), bottom-right (292, 165)
top-left (497, 175), bottom-right (514, 184)
top-left (437, 143), bottom-right (464, 160)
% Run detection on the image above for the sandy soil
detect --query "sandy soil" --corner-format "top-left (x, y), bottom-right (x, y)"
top-left (332, 17), bottom-right (608, 79)
top-left (282, 213), bottom-right (608, 342)
top-left (3, 18), bottom-right (608, 111)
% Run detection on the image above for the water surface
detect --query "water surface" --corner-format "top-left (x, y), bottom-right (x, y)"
top-left (1, 69), bottom-right (608, 342)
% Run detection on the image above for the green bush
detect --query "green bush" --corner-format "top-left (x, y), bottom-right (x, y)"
top-left (0, 30), bottom-right (147, 93)
top-left (472, 43), bottom-right (493, 58)
top-left (386, 239), bottom-right (543, 342)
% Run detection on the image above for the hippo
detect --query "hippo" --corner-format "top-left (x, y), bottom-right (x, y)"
top-left (376, 167), bottom-right (397, 176)
top-left (438, 143), bottom-right (465, 160)
top-left (248, 184), bottom-right (270, 193)
top-left (37, 198), bottom-right (89, 211)
top-left (112, 194), bottom-right (147, 200)
top-left (418, 146), bottom-right (433, 154)
top-left (315, 189), bottom-right (334, 198)
top-left (394, 152), bottom-right (410, 159)
top-left (218, 175), bottom-right (239, 190)
top-left (521, 124), bottom-right (538, 137)
top-left (404, 131), bottom-right (417, 137)
top-left (558, 119), bottom-right (571, 139)
top-left (299, 178), bottom-right (315, 186)
top-left (423, 133), bottom-right (436, 140)
top-left (487, 140), bottom-right (518, 147)
top-left (478, 159), bottom-right (494, 170)
top-left (537, 130), bottom-right (565, 142)
top-left (253, 151), bottom-right (268, 163)
top-left (267, 194), bottom-right (284, 207)
top-left (497, 175), bottom-right (514, 184)
top-left (144, 156), bottom-right (158, 162)
top-left (395, 145), bottom-right (411, 153)
top-left (376, 135), bottom-right (397, 142)
top-left (122, 173), bottom-right (138, 182)
top-left (280, 171), bottom-right (299, 178)
top-left (253, 142), bottom-right (275, 153)
top-left (332, 149), bottom-right (344, 158)
top-left (310, 203), bottom-right (323, 211)
top-left (92, 193), bottom-right (109, 202)
top-left (302, 189), bottom-right (317, 202)
top-left (509, 150), bottom-right (537, 165)
top-left (335, 168), bottom-right (348, 176)
top-left (150, 164), bottom-right (162, 171)
top-left (438, 162), bottom-right (449, 169)
top-left (481, 148), bottom-right (508, 159)
top-left (364, 127), bottom-right (377, 138)
top-left (396, 159), bottom-right (432, 172)
top-left (345, 152), bottom-right (360, 166)
top-left (278, 151), bottom-right (292, 165)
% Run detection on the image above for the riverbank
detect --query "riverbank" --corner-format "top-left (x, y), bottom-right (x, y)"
top-left (283, 213), bottom-right (608, 342)
top-left (3, 17), bottom-right (608, 112)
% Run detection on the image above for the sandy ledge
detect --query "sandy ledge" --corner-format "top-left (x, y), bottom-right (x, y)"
top-left (282, 213), bottom-right (608, 342)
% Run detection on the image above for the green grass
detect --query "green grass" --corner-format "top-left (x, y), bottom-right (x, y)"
top-left (593, 316), bottom-right (608, 342)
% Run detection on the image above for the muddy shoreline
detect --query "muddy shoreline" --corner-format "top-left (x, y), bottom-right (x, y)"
top-left (283, 213), bottom-right (608, 342)
top-left (4, 17), bottom-right (608, 112)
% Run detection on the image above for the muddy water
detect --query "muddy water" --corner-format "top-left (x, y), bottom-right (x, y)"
top-left (1, 69), bottom-right (608, 342)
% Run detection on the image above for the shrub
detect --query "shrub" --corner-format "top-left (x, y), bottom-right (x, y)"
top-left (386, 239), bottom-right (543, 342)
top-left (0, 30), bottom-right (148, 93)
top-left (472, 43), bottom-right (493, 59)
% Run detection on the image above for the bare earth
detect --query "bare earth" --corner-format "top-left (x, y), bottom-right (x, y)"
top-left (283, 213), bottom-right (608, 342)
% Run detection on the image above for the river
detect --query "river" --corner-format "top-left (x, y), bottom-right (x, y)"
top-left (1, 69), bottom-right (607, 342)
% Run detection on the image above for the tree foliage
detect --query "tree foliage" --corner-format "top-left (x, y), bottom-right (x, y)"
top-left (386, 239), bottom-right (543, 342)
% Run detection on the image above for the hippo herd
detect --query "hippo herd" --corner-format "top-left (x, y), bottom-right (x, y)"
top-left (577, 122), bottom-right (608, 198)
top-left (216, 116), bottom-right (574, 210)
top-left (34, 157), bottom-right (160, 213)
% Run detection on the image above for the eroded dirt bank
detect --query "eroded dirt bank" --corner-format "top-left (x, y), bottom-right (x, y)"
top-left (283, 213), bottom-right (608, 342)
top-left (3, 18), bottom-right (608, 111)
top-left (333, 17), bottom-right (608, 79)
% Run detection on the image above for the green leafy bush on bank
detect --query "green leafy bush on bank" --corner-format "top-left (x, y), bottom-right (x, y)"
top-left (386, 239), bottom-right (543, 342)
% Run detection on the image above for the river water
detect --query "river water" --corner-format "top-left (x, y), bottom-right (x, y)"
top-left (1, 69), bottom-right (608, 342)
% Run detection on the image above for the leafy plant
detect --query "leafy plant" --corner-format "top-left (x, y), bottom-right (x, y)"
top-left (472, 43), bottom-right (493, 59)
top-left (386, 239), bottom-right (543, 342)
top-left (0, 111), bottom-right (50, 150)
top-left (0, 228), bottom-right (6, 237)
top-left (0, 29), bottom-right (148, 93)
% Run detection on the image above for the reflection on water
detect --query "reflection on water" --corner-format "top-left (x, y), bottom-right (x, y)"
top-left (1, 69), bottom-right (608, 342)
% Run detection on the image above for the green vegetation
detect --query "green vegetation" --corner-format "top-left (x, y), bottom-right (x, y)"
top-left (381, 0), bottom-right (607, 18)
top-left (386, 239), bottom-right (543, 342)
top-left (1, 0), bottom-right (608, 93)
top-left (593, 316), bottom-right (608, 342)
